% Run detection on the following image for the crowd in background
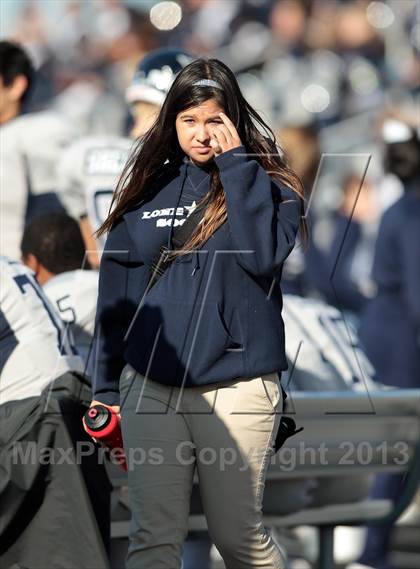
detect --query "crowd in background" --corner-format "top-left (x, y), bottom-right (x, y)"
top-left (1, 0), bottom-right (418, 130)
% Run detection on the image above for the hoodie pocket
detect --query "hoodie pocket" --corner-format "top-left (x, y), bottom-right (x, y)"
top-left (188, 300), bottom-right (244, 379)
top-left (191, 302), bottom-right (244, 357)
top-left (132, 296), bottom-right (244, 382)
top-left (216, 305), bottom-right (244, 353)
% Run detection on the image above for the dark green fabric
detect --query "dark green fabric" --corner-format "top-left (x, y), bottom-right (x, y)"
top-left (0, 373), bottom-right (112, 569)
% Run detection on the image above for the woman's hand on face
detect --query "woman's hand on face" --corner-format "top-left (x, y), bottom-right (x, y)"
top-left (82, 399), bottom-right (121, 442)
top-left (209, 112), bottom-right (242, 157)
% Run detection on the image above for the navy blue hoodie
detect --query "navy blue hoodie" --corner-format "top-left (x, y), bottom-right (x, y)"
top-left (91, 146), bottom-right (301, 405)
top-left (358, 189), bottom-right (420, 388)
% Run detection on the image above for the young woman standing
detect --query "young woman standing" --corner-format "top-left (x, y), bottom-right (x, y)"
top-left (86, 58), bottom-right (305, 569)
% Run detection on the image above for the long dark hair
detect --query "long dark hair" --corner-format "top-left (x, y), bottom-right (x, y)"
top-left (97, 58), bottom-right (307, 255)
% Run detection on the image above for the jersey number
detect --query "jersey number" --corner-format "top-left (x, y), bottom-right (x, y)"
top-left (13, 274), bottom-right (71, 355)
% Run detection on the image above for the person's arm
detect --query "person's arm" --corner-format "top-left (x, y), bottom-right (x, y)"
top-left (88, 218), bottom-right (146, 406)
top-left (401, 210), bottom-right (420, 331)
top-left (79, 215), bottom-right (101, 269)
top-left (56, 142), bottom-right (87, 220)
top-left (318, 214), bottom-right (368, 312)
top-left (56, 144), bottom-right (102, 267)
top-left (215, 146), bottom-right (302, 277)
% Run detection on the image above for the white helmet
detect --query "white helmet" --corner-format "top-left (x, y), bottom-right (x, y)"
top-left (125, 47), bottom-right (194, 107)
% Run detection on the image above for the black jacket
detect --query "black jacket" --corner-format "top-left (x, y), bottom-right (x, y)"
top-left (0, 373), bottom-right (112, 569)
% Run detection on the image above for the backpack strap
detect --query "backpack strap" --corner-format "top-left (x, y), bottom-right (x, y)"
top-left (147, 199), bottom-right (207, 290)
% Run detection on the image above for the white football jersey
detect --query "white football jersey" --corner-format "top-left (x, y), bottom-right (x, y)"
top-left (0, 111), bottom-right (77, 260)
top-left (0, 257), bottom-right (84, 404)
top-left (43, 270), bottom-right (99, 363)
top-left (56, 136), bottom-right (133, 246)
top-left (283, 294), bottom-right (376, 391)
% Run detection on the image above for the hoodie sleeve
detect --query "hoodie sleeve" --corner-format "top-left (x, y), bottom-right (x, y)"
top-left (401, 210), bottom-right (420, 331)
top-left (215, 145), bottom-right (302, 277)
top-left (89, 218), bottom-right (147, 405)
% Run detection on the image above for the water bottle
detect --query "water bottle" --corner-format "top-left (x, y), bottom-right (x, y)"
top-left (83, 405), bottom-right (127, 470)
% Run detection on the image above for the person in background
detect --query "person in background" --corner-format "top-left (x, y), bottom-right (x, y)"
top-left (0, 40), bottom-right (34, 259)
top-left (305, 173), bottom-right (378, 318)
top-left (277, 125), bottom-right (320, 194)
top-left (0, 41), bottom-right (34, 125)
top-left (125, 49), bottom-right (194, 139)
top-left (0, 41), bottom-right (76, 261)
top-left (57, 48), bottom-right (194, 268)
top-left (277, 125), bottom-right (379, 314)
top-left (358, 120), bottom-right (420, 390)
top-left (20, 213), bottom-right (97, 365)
top-left (0, 255), bottom-right (110, 567)
top-left (348, 120), bottom-right (420, 569)
top-left (276, 124), bottom-right (320, 295)
top-left (0, 255), bottom-right (84, 404)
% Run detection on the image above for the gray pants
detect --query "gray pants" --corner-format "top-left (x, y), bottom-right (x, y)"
top-left (119, 364), bottom-right (286, 569)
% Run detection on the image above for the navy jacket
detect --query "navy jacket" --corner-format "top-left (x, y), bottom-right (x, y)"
top-left (304, 212), bottom-right (374, 313)
top-left (359, 190), bottom-right (420, 388)
top-left (91, 146), bottom-right (301, 405)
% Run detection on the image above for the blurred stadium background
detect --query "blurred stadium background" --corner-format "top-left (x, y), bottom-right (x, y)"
top-left (1, 0), bottom-right (418, 134)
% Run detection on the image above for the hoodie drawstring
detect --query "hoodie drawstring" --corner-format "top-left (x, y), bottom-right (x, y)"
top-left (191, 251), bottom-right (200, 276)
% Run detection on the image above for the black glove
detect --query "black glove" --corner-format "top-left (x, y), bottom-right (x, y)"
top-left (274, 416), bottom-right (304, 452)
top-left (273, 384), bottom-right (304, 452)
